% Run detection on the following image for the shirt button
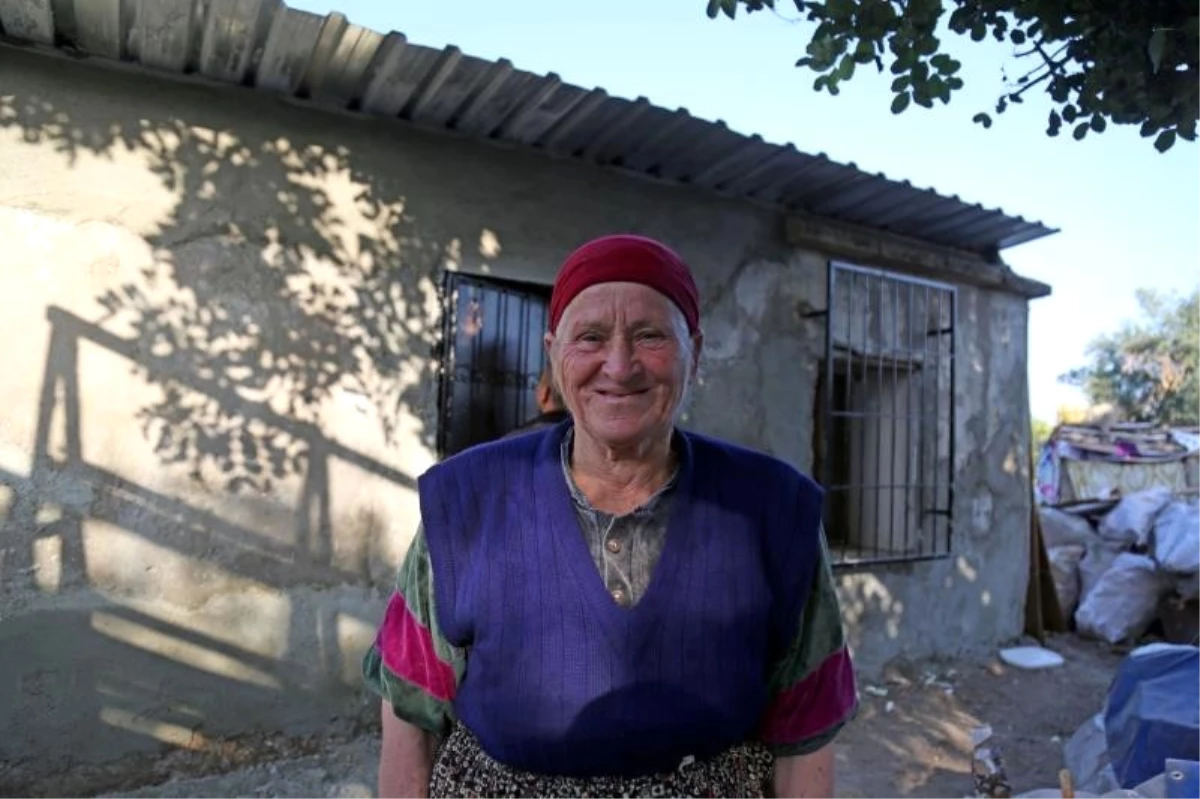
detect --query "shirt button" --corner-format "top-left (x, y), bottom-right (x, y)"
top-left (606, 538), bottom-right (622, 554)
top-left (611, 588), bottom-right (627, 605)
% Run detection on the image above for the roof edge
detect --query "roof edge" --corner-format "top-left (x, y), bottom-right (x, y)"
top-left (0, 0), bottom-right (1060, 257)
top-left (786, 214), bottom-right (1052, 299)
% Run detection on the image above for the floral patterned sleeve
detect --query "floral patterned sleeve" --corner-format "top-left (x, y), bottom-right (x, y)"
top-left (362, 523), bottom-right (465, 736)
top-left (757, 525), bottom-right (859, 756)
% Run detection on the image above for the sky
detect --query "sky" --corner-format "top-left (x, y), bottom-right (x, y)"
top-left (291, 0), bottom-right (1199, 422)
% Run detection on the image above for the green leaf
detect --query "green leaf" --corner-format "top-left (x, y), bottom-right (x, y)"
top-left (1047, 109), bottom-right (1062, 135)
top-left (892, 75), bottom-right (911, 92)
top-left (891, 92), bottom-right (911, 114)
top-left (1090, 114), bottom-right (1107, 133)
top-left (1154, 129), bottom-right (1176, 152)
top-left (1010, 28), bottom-right (1026, 45)
top-left (837, 56), bottom-right (856, 81)
top-left (947, 7), bottom-right (971, 33)
top-left (946, 76), bottom-right (964, 90)
top-left (970, 22), bottom-right (986, 41)
top-left (1073, 122), bottom-right (1089, 140)
top-left (854, 38), bottom-right (875, 62)
top-left (1063, 104), bottom-right (1078, 123)
top-left (1147, 29), bottom-right (1167, 74)
top-left (972, 112), bottom-right (992, 129)
top-left (796, 57), bottom-right (813, 67)
top-left (916, 35), bottom-right (939, 56)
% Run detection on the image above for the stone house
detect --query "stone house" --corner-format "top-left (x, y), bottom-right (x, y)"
top-left (0, 0), bottom-right (1053, 784)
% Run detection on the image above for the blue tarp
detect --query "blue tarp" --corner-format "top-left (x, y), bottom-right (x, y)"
top-left (1104, 644), bottom-right (1200, 789)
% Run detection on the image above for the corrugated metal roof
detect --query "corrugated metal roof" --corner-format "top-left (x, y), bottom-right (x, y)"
top-left (0, 0), bottom-right (1057, 254)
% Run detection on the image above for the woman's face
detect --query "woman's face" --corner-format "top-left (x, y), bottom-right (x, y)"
top-left (547, 282), bottom-right (700, 450)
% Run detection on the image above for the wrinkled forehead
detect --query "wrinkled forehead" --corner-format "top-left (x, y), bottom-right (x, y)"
top-left (556, 281), bottom-right (685, 330)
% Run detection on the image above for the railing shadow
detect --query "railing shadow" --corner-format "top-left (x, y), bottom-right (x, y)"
top-left (0, 305), bottom-right (424, 794)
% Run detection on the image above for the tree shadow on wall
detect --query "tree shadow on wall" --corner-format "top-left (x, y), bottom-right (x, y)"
top-left (0, 69), bottom-right (481, 793)
top-left (1, 85), bottom-right (448, 496)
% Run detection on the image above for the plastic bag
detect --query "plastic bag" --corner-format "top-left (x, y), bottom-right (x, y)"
top-left (1153, 500), bottom-right (1200, 575)
top-left (1075, 553), bottom-right (1169, 644)
top-left (1104, 644), bottom-right (1200, 789)
top-left (1041, 507), bottom-right (1097, 548)
top-left (1080, 542), bottom-right (1123, 604)
top-left (1175, 572), bottom-right (1199, 601)
top-left (1099, 487), bottom-right (1173, 548)
top-left (1049, 544), bottom-right (1086, 616)
top-left (1064, 712), bottom-right (1122, 795)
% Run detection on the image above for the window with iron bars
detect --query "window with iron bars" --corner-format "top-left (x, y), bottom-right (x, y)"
top-left (437, 273), bottom-right (551, 458)
top-left (815, 261), bottom-right (957, 568)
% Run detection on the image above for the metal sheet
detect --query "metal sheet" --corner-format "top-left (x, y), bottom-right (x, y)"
top-left (314, 22), bottom-right (380, 104)
top-left (72, 0), bottom-right (120, 58)
top-left (198, 0), bottom-right (275, 83)
top-left (0, 0), bottom-right (55, 44)
top-left (255, 5), bottom-right (322, 94)
top-left (134, 0), bottom-right (193, 71)
top-left (2, 0), bottom-right (1058, 254)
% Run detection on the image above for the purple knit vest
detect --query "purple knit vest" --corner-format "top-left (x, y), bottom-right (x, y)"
top-left (419, 421), bottom-right (823, 777)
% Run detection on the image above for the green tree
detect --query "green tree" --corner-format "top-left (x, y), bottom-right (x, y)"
top-left (1060, 289), bottom-right (1200, 425)
top-left (705, 0), bottom-right (1198, 152)
top-left (1031, 417), bottom-right (1053, 451)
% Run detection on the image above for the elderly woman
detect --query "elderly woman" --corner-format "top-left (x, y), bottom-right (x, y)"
top-left (363, 234), bottom-right (857, 798)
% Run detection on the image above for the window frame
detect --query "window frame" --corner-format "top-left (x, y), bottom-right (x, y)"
top-left (820, 260), bottom-right (959, 569)
top-left (436, 271), bottom-right (552, 459)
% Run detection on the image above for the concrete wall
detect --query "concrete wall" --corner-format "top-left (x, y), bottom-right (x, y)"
top-left (0, 45), bottom-right (1031, 784)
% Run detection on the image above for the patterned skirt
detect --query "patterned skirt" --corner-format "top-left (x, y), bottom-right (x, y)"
top-left (429, 722), bottom-right (774, 798)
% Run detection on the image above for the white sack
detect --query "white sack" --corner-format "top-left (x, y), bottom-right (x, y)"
top-left (1040, 507), bottom-right (1097, 548)
top-left (1048, 544), bottom-right (1086, 616)
top-left (1098, 487), bottom-right (1172, 548)
top-left (1152, 499), bottom-right (1200, 575)
top-left (1079, 542), bottom-right (1123, 604)
top-left (1075, 553), bottom-right (1169, 644)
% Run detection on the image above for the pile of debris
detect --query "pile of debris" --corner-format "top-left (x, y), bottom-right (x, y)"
top-left (1036, 422), bottom-right (1199, 507)
top-left (1040, 488), bottom-right (1198, 645)
top-left (1034, 421), bottom-right (1199, 646)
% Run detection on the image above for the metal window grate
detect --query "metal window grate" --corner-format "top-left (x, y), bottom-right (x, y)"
top-left (437, 273), bottom-right (551, 458)
top-left (817, 261), bottom-right (957, 568)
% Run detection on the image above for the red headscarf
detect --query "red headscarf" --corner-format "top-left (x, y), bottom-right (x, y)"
top-left (548, 235), bottom-right (700, 334)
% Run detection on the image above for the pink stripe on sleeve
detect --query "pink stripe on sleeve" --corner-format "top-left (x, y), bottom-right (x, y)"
top-left (760, 646), bottom-right (857, 744)
top-left (377, 592), bottom-right (457, 702)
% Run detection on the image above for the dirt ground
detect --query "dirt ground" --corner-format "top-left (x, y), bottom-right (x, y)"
top-left (19, 633), bottom-right (1125, 798)
top-left (834, 633), bottom-right (1125, 797)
